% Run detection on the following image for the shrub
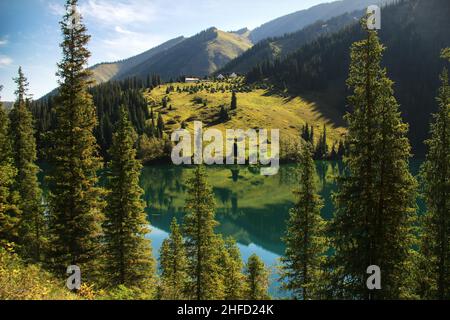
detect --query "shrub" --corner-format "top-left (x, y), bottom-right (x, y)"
top-left (0, 248), bottom-right (77, 300)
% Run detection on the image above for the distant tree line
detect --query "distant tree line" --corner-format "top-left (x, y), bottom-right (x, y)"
top-left (31, 75), bottom-right (162, 160)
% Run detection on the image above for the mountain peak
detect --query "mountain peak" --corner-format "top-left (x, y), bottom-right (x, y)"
top-left (205, 26), bottom-right (219, 33)
top-left (230, 27), bottom-right (250, 35)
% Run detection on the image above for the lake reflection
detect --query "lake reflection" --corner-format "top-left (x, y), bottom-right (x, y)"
top-left (141, 162), bottom-right (344, 296)
top-left (39, 160), bottom-right (423, 297)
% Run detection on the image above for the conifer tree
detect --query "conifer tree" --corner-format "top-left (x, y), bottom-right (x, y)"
top-left (103, 106), bottom-right (154, 288)
top-left (337, 140), bottom-right (346, 158)
top-left (220, 237), bottom-right (246, 300)
top-left (280, 143), bottom-right (327, 300)
top-left (230, 91), bottom-right (237, 110)
top-left (329, 24), bottom-right (417, 300)
top-left (441, 48), bottom-right (450, 62)
top-left (244, 254), bottom-right (270, 300)
top-left (159, 218), bottom-right (188, 300)
top-left (9, 68), bottom-right (45, 261)
top-left (219, 105), bottom-right (229, 122)
top-left (0, 87), bottom-right (21, 248)
top-left (183, 166), bottom-right (224, 300)
top-left (157, 113), bottom-right (165, 138)
top-left (418, 49), bottom-right (450, 300)
top-left (47, 0), bottom-right (106, 279)
top-left (322, 125), bottom-right (328, 157)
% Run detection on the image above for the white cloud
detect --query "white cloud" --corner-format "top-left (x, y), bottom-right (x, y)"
top-left (48, 2), bottom-right (65, 16)
top-left (0, 39), bottom-right (8, 46)
top-left (96, 26), bottom-right (163, 61)
top-left (49, 0), bottom-right (157, 26)
top-left (83, 0), bottom-right (156, 25)
top-left (0, 55), bottom-right (13, 68)
top-left (114, 26), bottom-right (134, 35)
top-left (47, 0), bottom-right (164, 63)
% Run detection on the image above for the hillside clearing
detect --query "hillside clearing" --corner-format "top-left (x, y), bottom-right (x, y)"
top-left (145, 81), bottom-right (347, 147)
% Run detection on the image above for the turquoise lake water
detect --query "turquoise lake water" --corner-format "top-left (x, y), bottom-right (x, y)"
top-left (39, 160), bottom-right (423, 297)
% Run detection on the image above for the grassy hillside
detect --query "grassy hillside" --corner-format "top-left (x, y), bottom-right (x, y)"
top-left (121, 28), bottom-right (253, 81)
top-left (89, 36), bottom-right (186, 84)
top-left (145, 80), bottom-right (346, 147)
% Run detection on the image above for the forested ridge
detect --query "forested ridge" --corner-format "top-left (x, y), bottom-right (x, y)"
top-left (247, 0), bottom-right (450, 155)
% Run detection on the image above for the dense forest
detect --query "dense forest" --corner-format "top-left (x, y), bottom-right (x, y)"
top-left (0, 0), bottom-right (449, 301)
top-left (31, 75), bottom-right (163, 160)
top-left (247, 0), bottom-right (450, 155)
top-left (218, 8), bottom-right (368, 74)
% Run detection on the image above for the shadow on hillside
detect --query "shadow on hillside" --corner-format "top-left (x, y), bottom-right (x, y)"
top-left (261, 85), bottom-right (347, 129)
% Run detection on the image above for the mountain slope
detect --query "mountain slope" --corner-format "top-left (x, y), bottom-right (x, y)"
top-left (119, 28), bottom-right (252, 81)
top-left (90, 36), bottom-right (186, 84)
top-left (249, 0), bottom-right (394, 43)
top-left (219, 9), bottom-right (367, 74)
top-left (146, 81), bottom-right (346, 146)
top-left (1, 101), bottom-right (13, 110)
top-left (247, 0), bottom-right (450, 155)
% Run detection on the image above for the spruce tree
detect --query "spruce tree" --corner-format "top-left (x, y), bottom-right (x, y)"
top-left (220, 238), bottom-right (246, 300)
top-left (280, 142), bottom-right (327, 300)
top-left (0, 87), bottom-right (21, 248)
top-left (183, 166), bottom-right (224, 300)
top-left (230, 91), bottom-right (237, 110)
top-left (322, 125), bottom-right (328, 158)
top-left (104, 106), bottom-right (154, 288)
top-left (47, 0), bottom-right (106, 279)
top-left (418, 49), bottom-right (450, 300)
top-left (329, 25), bottom-right (417, 300)
top-left (159, 218), bottom-right (189, 300)
top-left (9, 67), bottom-right (45, 261)
top-left (157, 113), bottom-right (165, 138)
top-left (244, 254), bottom-right (270, 300)
top-left (441, 48), bottom-right (450, 62)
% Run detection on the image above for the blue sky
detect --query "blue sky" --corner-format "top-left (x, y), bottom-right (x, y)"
top-left (0, 0), bottom-right (330, 101)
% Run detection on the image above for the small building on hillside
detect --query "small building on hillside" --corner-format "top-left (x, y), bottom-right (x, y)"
top-left (184, 77), bottom-right (200, 83)
top-left (216, 74), bottom-right (225, 80)
top-left (230, 72), bottom-right (238, 78)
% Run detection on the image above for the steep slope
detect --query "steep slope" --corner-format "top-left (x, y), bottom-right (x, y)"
top-left (249, 0), bottom-right (394, 43)
top-left (89, 36), bottom-right (186, 84)
top-left (219, 9), bottom-right (367, 74)
top-left (247, 0), bottom-right (450, 155)
top-left (146, 81), bottom-right (346, 145)
top-left (120, 28), bottom-right (252, 81)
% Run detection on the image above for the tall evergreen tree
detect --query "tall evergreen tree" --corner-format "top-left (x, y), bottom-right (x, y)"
top-left (159, 218), bottom-right (189, 300)
top-left (329, 24), bottom-right (417, 300)
top-left (441, 48), bottom-right (450, 61)
top-left (220, 237), bottom-right (246, 300)
top-left (418, 49), bottom-right (450, 300)
top-left (103, 106), bottom-right (154, 288)
top-left (183, 166), bottom-right (224, 300)
top-left (157, 113), bottom-right (165, 138)
top-left (47, 0), bottom-right (106, 279)
top-left (9, 67), bottom-right (45, 261)
top-left (230, 91), bottom-right (237, 110)
top-left (244, 254), bottom-right (270, 300)
top-left (0, 87), bottom-right (21, 249)
top-left (280, 143), bottom-right (327, 300)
